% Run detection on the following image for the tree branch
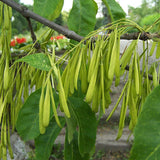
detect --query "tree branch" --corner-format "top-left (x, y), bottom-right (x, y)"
top-left (1, 0), bottom-right (160, 43)
top-left (0, 0), bottom-right (84, 42)
top-left (120, 32), bottom-right (160, 41)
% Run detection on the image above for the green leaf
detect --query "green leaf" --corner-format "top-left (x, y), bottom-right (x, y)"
top-left (65, 113), bottom-right (77, 143)
top-left (33, 0), bottom-right (64, 20)
top-left (67, 97), bottom-right (97, 156)
top-left (102, 0), bottom-right (126, 21)
top-left (35, 117), bottom-right (65, 160)
top-left (16, 88), bottom-right (59, 141)
top-left (68, 0), bottom-right (98, 36)
top-left (64, 131), bottom-right (90, 160)
top-left (16, 53), bottom-right (51, 71)
top-left (130, 85), bottom-right (160, 160)
top-left (16, 89), bottom-right (41, 141)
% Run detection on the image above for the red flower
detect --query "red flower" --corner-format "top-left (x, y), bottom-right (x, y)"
top-left (50, 37), bottom-right (55, 41)
top-left (55, 35), bottom-right (64, 40)
top-left (50, 35), bottom-right (65, 41)
top-left (10, 39), bottom-right (16, 47)
top-left (16, 37), bottom-right (26, 44)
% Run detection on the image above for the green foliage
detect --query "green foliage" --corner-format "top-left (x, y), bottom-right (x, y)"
top-left (16, 88), bottom-right (97, 159)
top-left (16, 89), bottom-right (41, 141)
top-left (64, 97), bottom-right (97, 160)
top-left (12, 4), bottom-right (37, 35)
top-left (102, 0), bottom-right (126, 22)
top-left (65, 131), bottom-right (90, 160)
top-left (130, 85), bottom-right (160, 160)
top-left (35, 117), bottom-right (65, 160)
top-left (33, 0), bottom-right (64, 21)
top-left (128, 0), bottom-right (160, 29)
top-left (16, 88), bottom-right (59, 141)
top-left (1, 0), bottom-right (160, 160)
top-left (68, 0), bottom-right (98, 36)
top-left (140, 13), bottom-right (160, 32)
top-left (16, 53), bottom-right (51, 71)
top-left (67, 97), bottom-right (97, 155)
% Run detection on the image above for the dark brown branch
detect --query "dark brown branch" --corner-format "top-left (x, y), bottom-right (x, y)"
top-left (120, 32), bottom-right (160, 41)
top-left (0, 0), bottom-right (84, 42)
top-left (26, 17), bottom-right (40, 50)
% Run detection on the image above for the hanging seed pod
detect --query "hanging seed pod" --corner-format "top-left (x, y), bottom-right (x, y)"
top-left (2, 146), bottom-right (7, 160)
top-left (152, 64), bottom-right (158, 87)
top-left (150, 41), bottom-right (157, 56)
top-left (49, 81), bottom-right (61, 127)
top-left (156, 42), bottom-right (160, 59)
top-left (116, 94), bottom-right (127, 140)
top-left (85, 63), bottom-right (99, 103)
top-left (129, 84), bottom-right (138, 130)
top-left (7, 115), bottom-right (14, 159)
top-left (42, 79), bottom-right (51, 128)
top-left (108, 29), bottom-right (117, 80)
top-left (0, 93), bottom-right (8, 124)
top-left (1, 115), bottom-right (7, 146)
top-left (114, 33), bottom-right (120, 86)
top-left (100, 62), bottom-right (105, 113)
top-left (80, 49), bottom-right (88, 94)
top-left (3, 59), bottom-right (9, 90)
top-left (120, 40), bottom-right (137, 70)
top-left (56, 67), bottom-right (70, 118)
top-left (4, 4), bottom-right (10, 30)
top-left (69, 48), bottom-right (81, 94)
top-left (39, 82), bottom-right (46, 134)
top-left (134, 51), bottom-right (140, 95)
top-left (92, 79), bottom-right (101, 113)
top-left (74, 47), bottom-right (83, 90)
top-left (88, 37), bottom-right (100, 82)
top-left (107, 82), bottom-right (128, 121)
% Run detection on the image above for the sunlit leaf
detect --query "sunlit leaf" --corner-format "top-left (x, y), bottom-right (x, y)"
top-left (33, 0), bottom-right (64, 20)
top-left (16, 53), bottom-right (51, 71)
top-left (102, 0), bottom-right (126, 21)
top-left (68, 0), bottom-right (98, 36)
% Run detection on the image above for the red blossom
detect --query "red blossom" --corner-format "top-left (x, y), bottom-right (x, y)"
top-left (50, 35), bottom-right (65, 41)
top-left (55, 35), bottom-right (65, 40)
top-left (10, 39), bottom-right (16, 47)
top-left (50, 37), bottom-right (55, 41)
top-left (16, 37), bottom-right (26, 44)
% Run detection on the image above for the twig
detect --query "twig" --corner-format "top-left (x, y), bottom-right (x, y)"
top-left (26, 17), bottom-right (40, 50)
